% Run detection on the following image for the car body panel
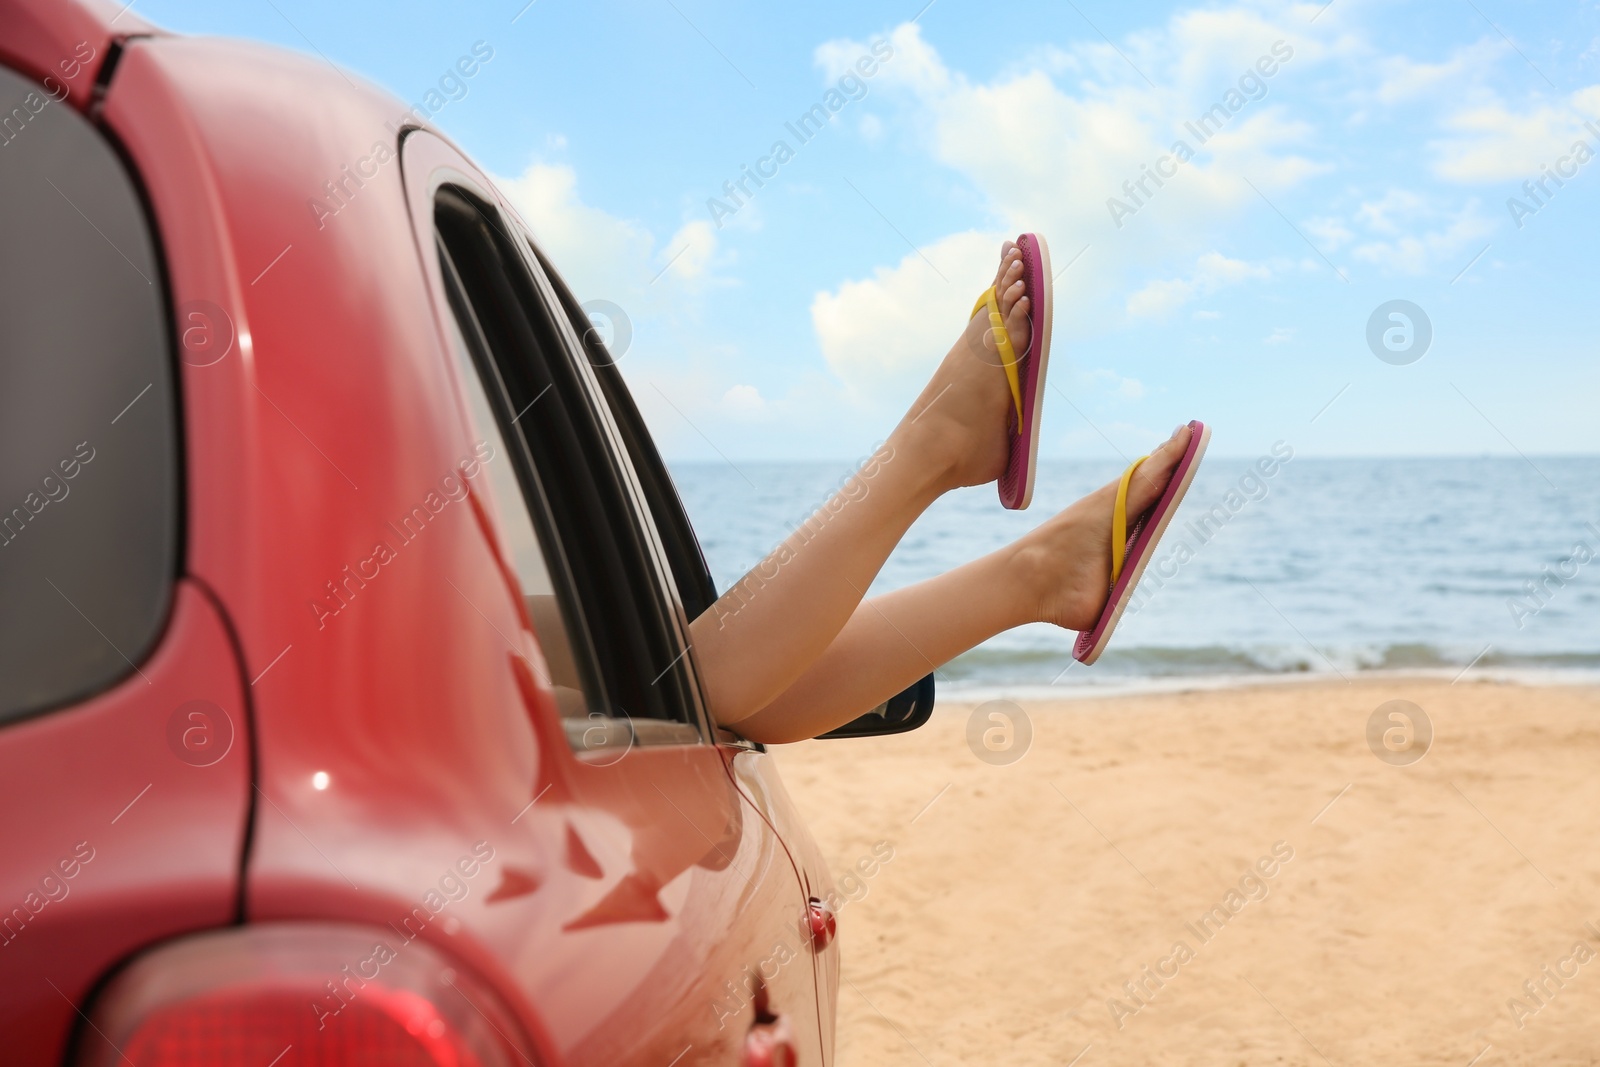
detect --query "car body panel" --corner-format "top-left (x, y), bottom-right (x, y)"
top-left (725, 748), bottom-right (841, 1061)
top-left (0, 581), bottom-right (251, 1063)
top-left (0, 0), bottom-right (155, 113)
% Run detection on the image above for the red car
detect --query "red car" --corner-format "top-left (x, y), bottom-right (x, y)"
top-left (0, 2), bottom-right (931, 1064)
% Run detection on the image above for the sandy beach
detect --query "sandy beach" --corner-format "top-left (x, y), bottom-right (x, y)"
top-left (773, 678), bottom-right (1600, 1066)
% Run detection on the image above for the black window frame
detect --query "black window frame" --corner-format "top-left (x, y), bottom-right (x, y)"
top-left (431, 183), bottom-right (709, 749)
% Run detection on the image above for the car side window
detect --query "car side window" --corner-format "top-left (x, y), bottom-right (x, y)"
top-left (437, 287), bottom-right (597, 723)
top-left (0, 64), bottom-right (179, 725)
top-left (433, 185), bottom-right (703, 747)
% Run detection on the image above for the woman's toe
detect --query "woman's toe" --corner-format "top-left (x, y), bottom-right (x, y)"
top-left (998, 273), bottom-right (1024, 316)
top-left (992, 242), bottom-right (1019, 286)
top-left (1127, 425), bottom-right (1192, 513)
top-left (1004, 289), bottom-right (1031, 355)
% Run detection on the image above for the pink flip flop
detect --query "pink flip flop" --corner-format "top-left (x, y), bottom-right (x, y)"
top-left (972, 233), bottom-right (1053, 510)
top-left (1073, 420), bottom-right (1211, 665)
top-left (1003, 233), bottom-right (1052, 510)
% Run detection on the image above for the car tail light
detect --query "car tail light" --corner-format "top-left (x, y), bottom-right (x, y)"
top-left (74, 923), bottom-right (539, 1067)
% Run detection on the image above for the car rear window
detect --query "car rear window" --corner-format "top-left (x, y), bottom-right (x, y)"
top-left (0, 64), bottom-right (179, 724)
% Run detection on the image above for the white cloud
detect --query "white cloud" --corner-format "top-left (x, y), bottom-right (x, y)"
top-left (1345, 191), bottom-right (1495, 274)
top-left (1430, 86), bottom-right (1600, 182)
top-left (1126, 252), bottom-right (1271, 318)
top-left (1084, 368), bottom-right (1147, 399)
top-left (721, 384), bottom-right (768, 419)
top-left (1264, 326), bottom-right (1295, 344)
top-left (818, 24), bottom-right (947, 95)
top-left (491, 162), bottom-right (776, 454)
top-left (1369, 38), bottom-right (1507, 104)
top-left (811, 230), bottom-right (1001, 399)
top-left (1354, 188), bottom-right (1427, 234)
top-left (1303, 214), bottom-right (1355, 250)
top-left (493, 162), bottom-right (721, 308)
top-left (894, 24), bottom-right (1327, 241)
top-left (807, 16), bottom-right (1330, 402)
top-left (660, 219), bottom-right (717, 282)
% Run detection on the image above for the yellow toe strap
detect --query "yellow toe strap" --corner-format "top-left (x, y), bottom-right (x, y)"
top-left (1111, 455), bottom-right (1150, 584)
top-left (972, 286), bottom-right (1023, 426)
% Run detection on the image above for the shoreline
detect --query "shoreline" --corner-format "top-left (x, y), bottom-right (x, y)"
top-left (935, 663), bottom-right (1600, 704)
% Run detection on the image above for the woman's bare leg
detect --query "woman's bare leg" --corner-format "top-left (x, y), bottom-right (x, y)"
top-left (694, 242), bottom-right (1034, 726)
top-left (732, 424), bottom-right (1194, 744)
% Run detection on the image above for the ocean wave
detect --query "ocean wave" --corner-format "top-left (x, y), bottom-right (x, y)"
top-left (937, 642), bottom-right (1600, 690)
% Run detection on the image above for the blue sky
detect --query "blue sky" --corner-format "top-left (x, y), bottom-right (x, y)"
top-left (135, 0), bottom-right (1600, 460)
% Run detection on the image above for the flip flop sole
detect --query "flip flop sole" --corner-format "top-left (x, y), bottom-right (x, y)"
top-left (1000, 233), bottom-right (1053, 510)
top-left (1073, 420), bottom-right (1210, 665)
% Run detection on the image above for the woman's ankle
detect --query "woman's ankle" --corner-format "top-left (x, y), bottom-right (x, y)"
top-left (884, 416), bottom-right (966, 499)
top-left (999, 537), bottom-right (1055, 627)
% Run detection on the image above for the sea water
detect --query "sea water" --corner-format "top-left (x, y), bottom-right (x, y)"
top-left (671, 456), bottom-right (1600, 694)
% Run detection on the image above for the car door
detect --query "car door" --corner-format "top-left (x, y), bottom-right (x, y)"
top-left (402, 129), bottom-right (826, 1066)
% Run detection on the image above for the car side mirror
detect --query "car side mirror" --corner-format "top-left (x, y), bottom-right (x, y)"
top-left (816, 673), bottom-right (935, 739)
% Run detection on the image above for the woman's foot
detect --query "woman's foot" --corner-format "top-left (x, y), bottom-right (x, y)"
top-left (892, 240), bottom-right (1034, 491)
top-left (1016, 424), bottom-right (1194, 631)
